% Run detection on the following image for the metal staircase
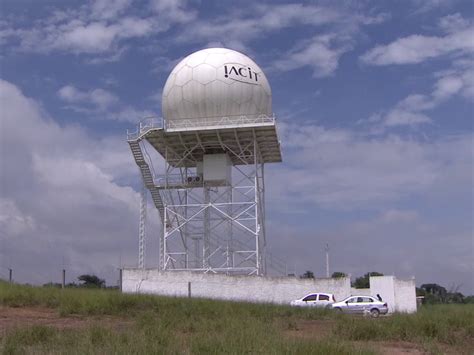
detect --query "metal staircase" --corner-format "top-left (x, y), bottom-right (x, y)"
top-left (128, 139), bottom-right (165, 221)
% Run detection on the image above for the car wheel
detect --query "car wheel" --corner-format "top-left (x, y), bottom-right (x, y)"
top-left (325, 304), bottom-right (332, 309)
top-left (334, 307), bottom-right (342, 313)
top-left (370, 308), bottom-right (380, 318)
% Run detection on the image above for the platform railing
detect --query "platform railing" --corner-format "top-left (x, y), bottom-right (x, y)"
top-left (165, 113), bottom-right (276, 131)
top-left (127, 114), bottom-right (276, 140)
top-left (127, 116), bottom-right (163, 140)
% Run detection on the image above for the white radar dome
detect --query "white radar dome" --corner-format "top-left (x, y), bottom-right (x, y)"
top-left (162, 48), bottom-right (272, 126)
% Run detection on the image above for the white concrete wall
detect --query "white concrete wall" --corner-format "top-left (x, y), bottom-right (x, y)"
top-left (369, 276), bottom-right (396, 313)
top-left (122, 270), bottom-right (416, 312)
top-left (394, 278), bottom-right (417, 313)
top-left (369, 276), bottom-right (416, 313)
top-left (351, 287), bottom-right (370, 295)
top-left (122, 269), bottom-right (351, 305)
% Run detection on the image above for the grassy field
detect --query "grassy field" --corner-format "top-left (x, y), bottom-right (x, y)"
top-left (0, 281), bottom-right (472, 354)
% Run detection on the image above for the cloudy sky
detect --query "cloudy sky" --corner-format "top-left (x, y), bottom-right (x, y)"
top-left (0, 0), bottom-right (472, 293)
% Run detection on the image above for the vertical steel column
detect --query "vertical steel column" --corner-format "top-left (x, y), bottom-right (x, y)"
top-left (159, 219), bottom-right (164, 270)
top-left (261, 163), bottom-right (266, 276)
top-left (203, 186), bottom-right (210, 268)
top-left (184, 183), bottom-right (189, 269)
top-left (227, 185), bottom-right (233, 270)
top-left (138, 181), bottom-right (147, 269)
top-left (254, 137), bottom-right (260, 275)
top-left (161, 146), bottom-right (168, 270)
top-left (163, 205), bottom-right (168, 269)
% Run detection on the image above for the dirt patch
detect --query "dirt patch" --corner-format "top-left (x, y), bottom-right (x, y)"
top-left (283, 319), bottom-right (334, 340)
top-left (284, 320), bottom-right (427, 354)
top-left (367, 341), bottom-right (425, 355)
top-left (0, 306), bottom-right (133, 333)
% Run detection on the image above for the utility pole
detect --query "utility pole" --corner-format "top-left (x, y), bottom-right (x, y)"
top-left (61, 256), bottom-right (66, 289)
top-left (325, 243), bottom-right (330, 278)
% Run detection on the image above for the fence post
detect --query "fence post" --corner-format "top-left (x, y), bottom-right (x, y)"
top-left (119, 268), bottom-right (123, 292)
top-left (188, 281), bottom-right (191, 298)
top-left (8, 268), bottom-right (12, 283)
top-left (62, 269), bottom-right (66, 289)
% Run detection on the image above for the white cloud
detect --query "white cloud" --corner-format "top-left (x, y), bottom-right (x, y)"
top-left (267, 154), bottom-right (472, 291)
top-left (335, 210), bottom-right (472, 290)
top-left (57, 85), bottom-right (154, 122)
top-left (177, 3), bottom-right (341, 45)
top-left (90, 0), bottom-right (133, 20)
top-left (432, 75), bottom-right (463, 100)
top-left (0, 1), bottom-right (190, 58)
top-left (0, 199), bottom-right (36, 237)
top-left (360, 17), bottom-right (473, 66)
top-left (55, 22), bottom-right (120, 53)
top-left (41, 17), bottom-right (155, 55)
top-left (360, 17), bottom-right (474, 129)
top-left (174, 2), bottom-right (385, 75)
top-left (272, 34), bottom-right (353, 77)
top-left (410, 0), bottom-right (457, 14)
top-left (58, 85), bottom-right (118, 110)
top-left (0, 79), bottom-right (151, 284)
top-left (384, 109), bottom-right (432, 126)
top-left (108, 106), bottom-right (156, 122)
top-left (268, 122), bottom-right (471, 210)
top-left (148, 89), bottom-right (162, 104)
top-left (380, 209), bottom-right (419, 223)
top-left (373, 61), bottom-right (473, 128)
top-left (58, 85), bottom-right (86, 102)
top-left (150, 0), bottom-right (197, 24)
top-left (438, 13), bottom-right (471, 33)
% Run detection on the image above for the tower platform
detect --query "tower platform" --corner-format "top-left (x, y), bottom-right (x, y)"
top-left (127, 115), bottom-right (282, 168)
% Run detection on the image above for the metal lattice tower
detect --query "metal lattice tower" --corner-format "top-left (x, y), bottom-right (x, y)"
top-left (128, 115), bottom-right (283, 276)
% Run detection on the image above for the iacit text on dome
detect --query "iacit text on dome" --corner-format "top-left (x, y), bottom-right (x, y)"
top-left (224, 64), bottom-right (259, 85)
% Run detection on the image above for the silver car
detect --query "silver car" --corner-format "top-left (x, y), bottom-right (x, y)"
top-left (331, 296), bottom-right (388, 317)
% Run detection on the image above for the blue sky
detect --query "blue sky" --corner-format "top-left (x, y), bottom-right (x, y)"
top-left (0, 0), bottom-right (472, 293)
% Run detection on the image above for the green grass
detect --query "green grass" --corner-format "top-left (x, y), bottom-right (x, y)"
top-left (333, 304), bottom-right (474, 344)
top-left (0, 281), bottom-right (472, 354)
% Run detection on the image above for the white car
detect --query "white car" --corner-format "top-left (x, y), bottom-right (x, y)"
top-left (331, 295), bottom-right (388, 317)
top-left (290, 293), bottom-right (336, 307)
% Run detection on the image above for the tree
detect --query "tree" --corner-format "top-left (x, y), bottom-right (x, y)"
top-left (352, 272), bottom-right (384, 289)
top-left (420, 283), bottom-right (448, 304)
top-left (78, 274), bottom-right (105, 288)
top-left (420, 283), bottom-right (447, 303)
top-left (447, 284), bottom-right (465, 304)
top-left (447, 292), bottom-right (465, 304)
top-left (300, 270), bottom-right (315, 279)
top-left (464, 296), bottom-right (474, 304)
top-left (331, 272), bottom-right (347, 278)
top-left (418, 283), bottom-right (467, 304)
